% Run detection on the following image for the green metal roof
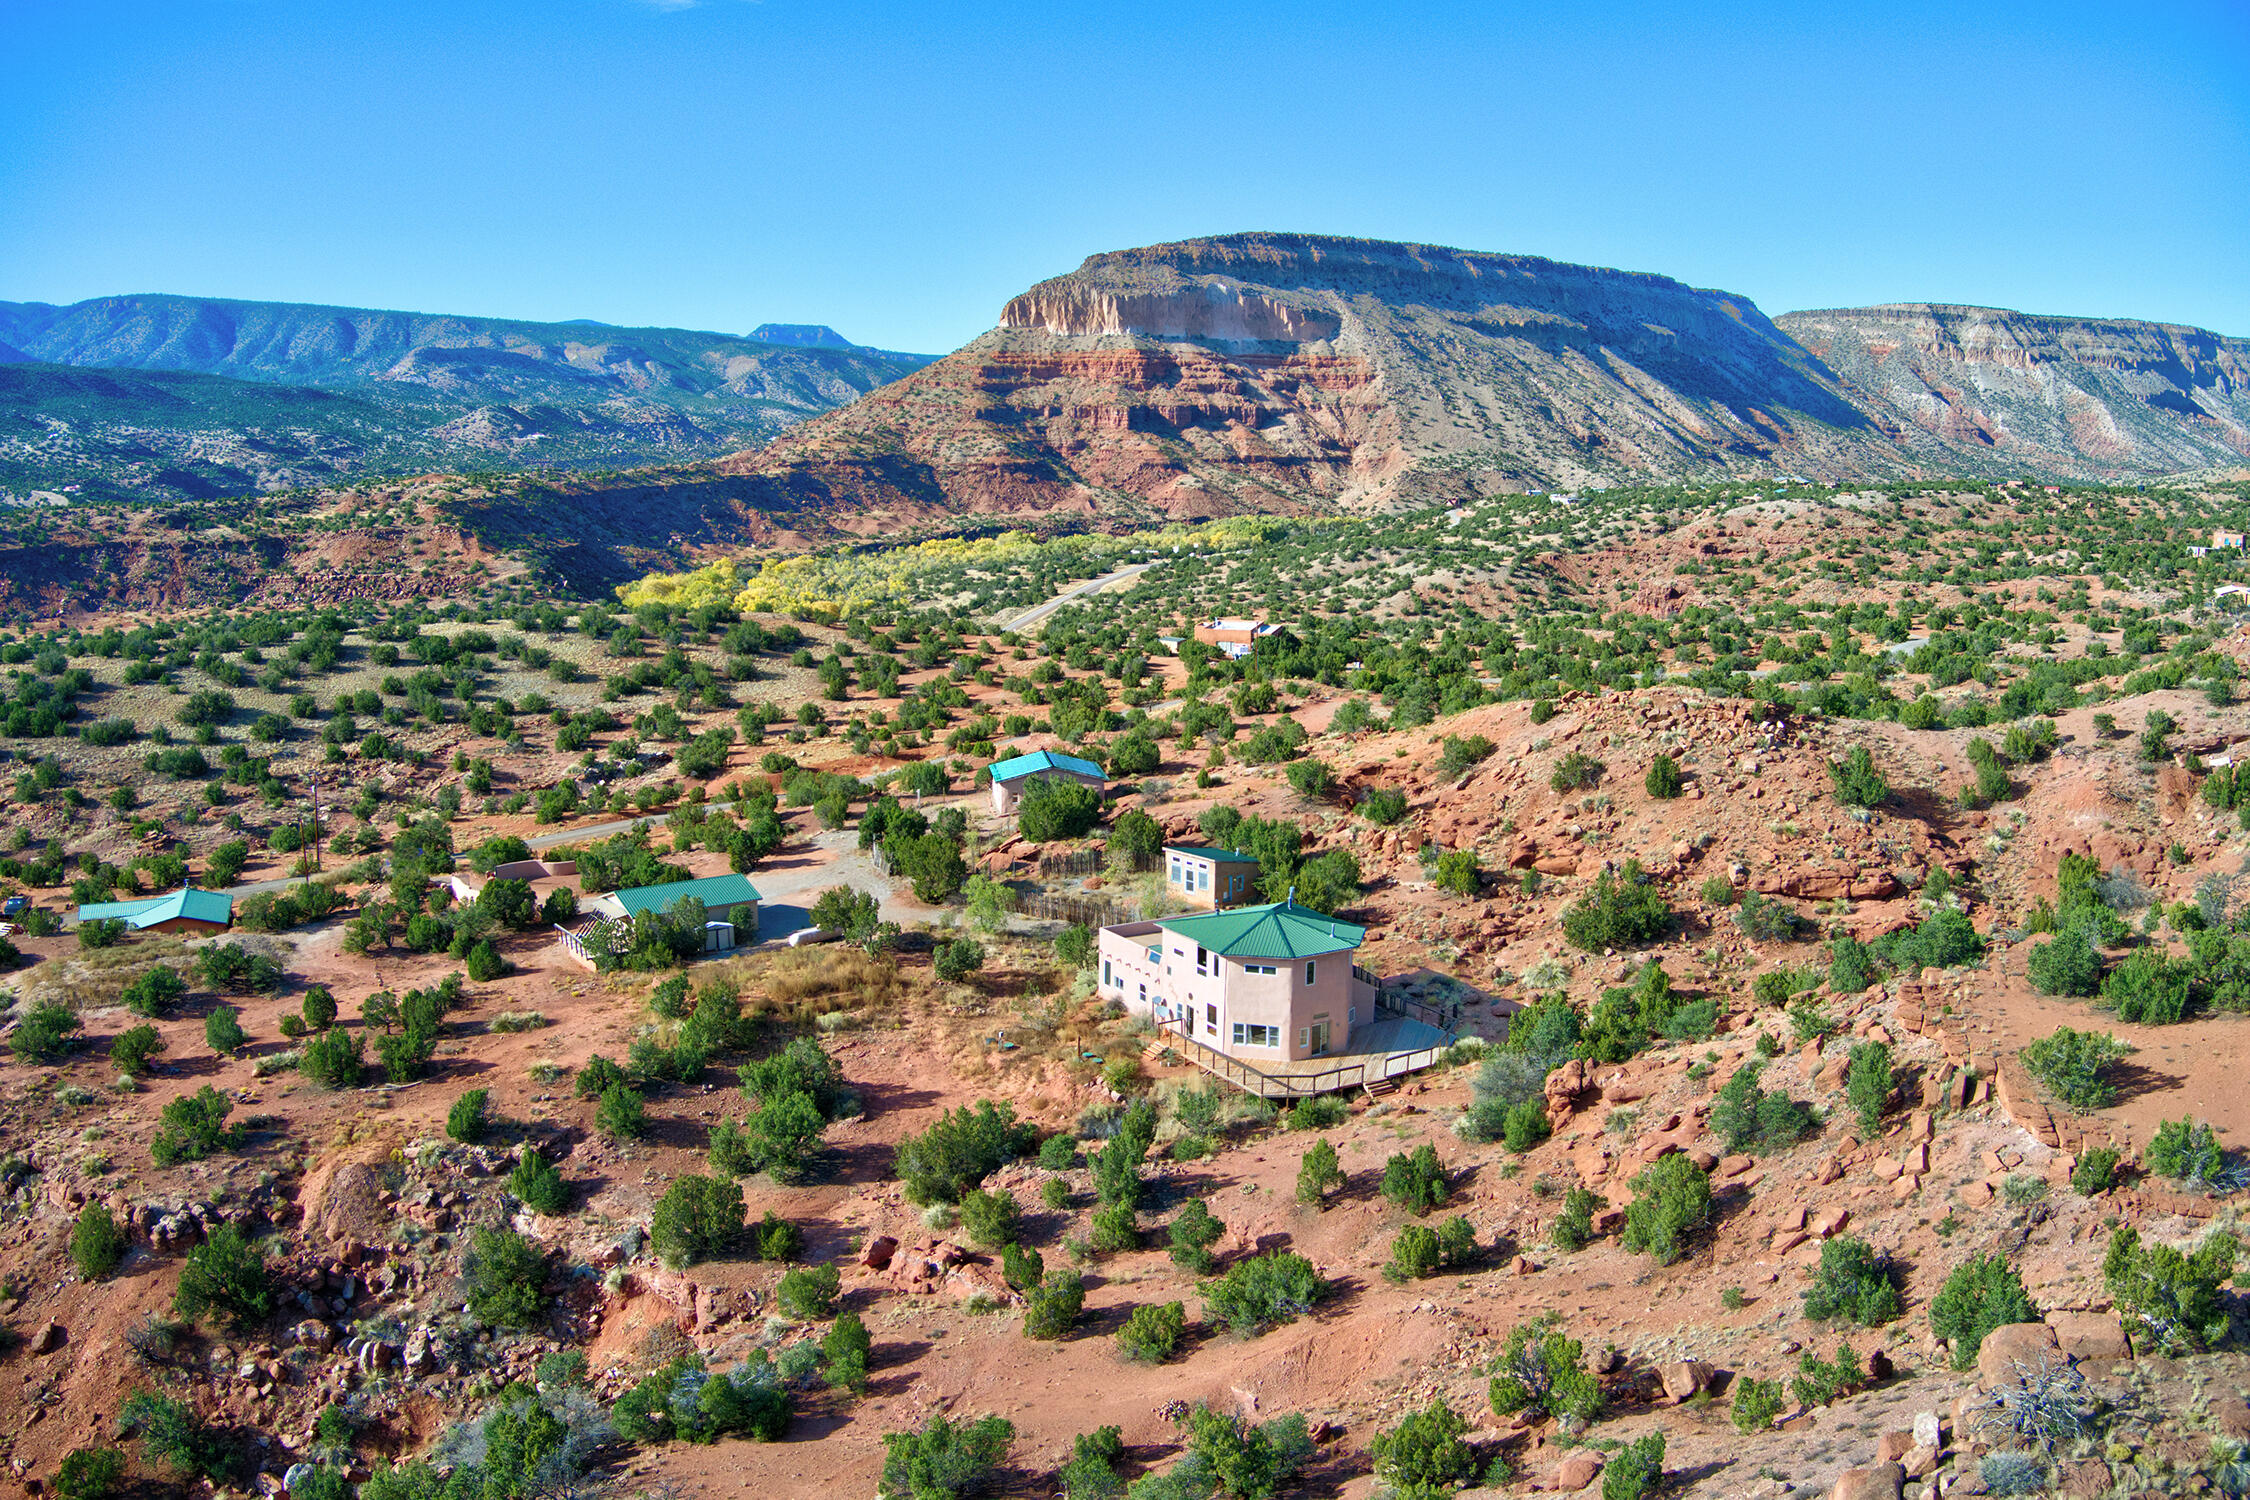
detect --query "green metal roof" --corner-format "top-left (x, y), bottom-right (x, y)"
top-left (1164, 844), bottom-right (1260, 864)
top-left (76, 887), bottom-right (234, 929)
top-left (1154, 898), bottom-right (1364, 959)
top-left (608, 873), bottom-right (760, 918)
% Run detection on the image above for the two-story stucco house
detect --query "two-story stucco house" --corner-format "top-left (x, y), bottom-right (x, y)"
top-left (1163, 844), bottom-right (1261, 909)
top-left (1097, 898), bottom-right (1377, 1063)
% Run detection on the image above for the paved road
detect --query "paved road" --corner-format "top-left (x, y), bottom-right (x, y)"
top-left (1000, 560), bottom-right (1162, 634)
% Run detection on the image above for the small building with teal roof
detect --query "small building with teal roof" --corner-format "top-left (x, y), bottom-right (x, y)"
top-left (986, 747), bottom-right (1107, 816)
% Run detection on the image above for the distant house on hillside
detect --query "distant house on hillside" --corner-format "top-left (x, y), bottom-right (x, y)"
top-left (2215, 530), bottom-right (2246, 550)
top-left (986, 748), bottom-right (1107, 816)
top-left (1192, 618), bottom-right (1285, 660)
top-left (1164, 844), bottom-right (1260, 910)
top-left (584, 873), bottom-right (760, 953)
top-left (1097, 898), bottom-right (1377, 1063)
top-left (75, 887), bottom-right (234, 935)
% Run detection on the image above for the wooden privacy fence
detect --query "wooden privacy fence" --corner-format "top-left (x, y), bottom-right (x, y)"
top-left (1007, 890), bottom-right (1139, 929)
top-left (1034, 848), bottom-right (1156, 880)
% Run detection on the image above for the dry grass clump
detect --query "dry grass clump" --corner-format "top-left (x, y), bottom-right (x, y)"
top-left (15, 936), bottom-right (192, 1015)
top-left (716, 946), bottom-right (903, 1023)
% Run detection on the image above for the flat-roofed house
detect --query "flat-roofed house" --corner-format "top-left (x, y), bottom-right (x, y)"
top-left (1163, 844), bottom-right (1260, 909)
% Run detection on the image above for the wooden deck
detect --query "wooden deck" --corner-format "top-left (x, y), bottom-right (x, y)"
top-left (1155, 1013), bottom-right (1454, 1099)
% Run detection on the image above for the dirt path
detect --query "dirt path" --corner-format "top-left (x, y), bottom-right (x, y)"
top-left (998, 560), bottom-right (1163, 634)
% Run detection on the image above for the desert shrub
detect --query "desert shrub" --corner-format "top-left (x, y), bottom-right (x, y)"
top-left (1828, 935), bottom-right (1875, 994)
top-left (1381, 1144), bottom-right (1449, 1214)
top-left (509, 1150), bottom-right (570, 1215)
top-left (1845, 1041), bottom-right (1894, 1135)
top-left (1549, 750), bottom-right (1604, 792)
top-left (151, 1084), bottom-right (245, 1166)
top-left (120, 1390), bottom-right (236, 1480)
top-left (957, 1187), bottom-right (1022, 1249)
top-left (1115, 1301), bottom-right (1186, 1365)
top-left (1022, 1269), bottom-right (1085, 1340)
top-left (776, 1264), bottom-right (841, 1319)
top-left (822, 1311), bottom-right (871, 1393)
top-left (120, 966), bottom-right (186, 1018)
top-left (172, 1223), bottom-right (273, 1329)
top-left (2105, 1224), bottom-right (2237, 1351)
top-left (1620, 1153), bottom-right (1710, 1266)
top-left (1286, 1095), bottom-right (1348, 1131)
top-left (78, 918), bottom-right (126, 951)
top-left (1733, 890), bottom-right (1799, 942)
top-left (2146, 1117), bottom-right (2228, 1188)
top-left (446, 1088), bottom-right (490, 1143)
top-left (11, 1001), bottom-right (80, 1063)
top-left (2071, 1146), bottom-right (2121, 1196)
top-left (596, 1083), bottom-right (646, 1139)
top-left (1930, 1253), bottom-right (2038, 1369)
top-left (1551, 1187), bottom-right (1606, 1252)
top-left (71, 1203), bottom-right (127, 1280)
top-left (52, 1448), bottom-right (126, 1500)
top-left (1360, 786), bottom-right (1409, 824)
top-left (465, 1227), bottom-right (548, 1329)
top-left (1803, 1236), bottom-right (1903, 1326)
top-left (298, 1026), bottom-right (364, 1089)
top-left (1793, 1343), bottom-right (1868, 1406)
top-left (651, 1174), bottom-right (743, 1269)
top-left (934, 937), bottom-right (986, 982)
top-left (1487, 1323), bottom-right (1601, 1423)
top-left (1000, 1241), bottom-right (1045, 1294)
top-left (1017, 775), bottom-right (1102, 841)
top-left (2028, 923), bottom-right (2105, 997)
top-left (895, 1100), bottom-right (1038, 1204)
top-left (1385, 1224), bottom-right (1441, 1283)
top-left (1037, 1134), bottom-right (1076, 1171)
top-left (1603, 1432), bottom-right (1666, 1500)
top-left (203, 1005), bottom-right (248, 1055)
top-left (109, 1023), bottom-right (163, 1077)
top-left (1168, 1199), bottom-right (1225, 1274)
top-left (1709, 1061), bottom-right (1814, 1153)
top-left (1371, 1400), bottom-right (1477, 1499)
top-left (1732, 1376), bottom-right (1786, 1433)
top-left (1090, 1201), bottom-right (1139, 1254)
top-left (464, 940), bottom-right (507, 982)
top-left (1201, 1250), bottom-right (1323, 1336)
top-left (2021, 1026), bottom-right (2132, 1110)
top-left (2102, 949), bottom-right (2196, 1024)
top-left (1296, 1138), bottom-right (1343, 1205)
top-left (879, 1413), bottom-right (1014, 1500)
top-left (1827, 745), bottom-right (1888, 807)
top-left (1980, 1452), bottom-right (2050, 1497)
top-left (1561, 859), bottom-right (1671, 951)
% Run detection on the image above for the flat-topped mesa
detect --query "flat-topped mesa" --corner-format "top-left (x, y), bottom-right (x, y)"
top-left (999, 282), bottom-right (1341, 343)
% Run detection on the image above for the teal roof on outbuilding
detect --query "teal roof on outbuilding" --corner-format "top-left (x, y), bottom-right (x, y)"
top-left (989, 749), bottom-right (1106, 783)
top-left (609, 873), bottom-right (761, 917)
top-left (76, 887), bottom-right (235, 929)
top-left (1164, 844), bottom-right (1261, 864)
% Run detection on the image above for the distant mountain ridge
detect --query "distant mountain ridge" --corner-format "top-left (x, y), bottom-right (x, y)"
top-left (0, 294), bottom-right (933, 500)
top-left (660, 233), bottom-right (2250, 540)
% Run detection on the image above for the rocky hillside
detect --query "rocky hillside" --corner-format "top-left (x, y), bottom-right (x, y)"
top-left (0, 296), bottom-right (932, 499)
top-left (1776, 304), bottom-right (2250, 480)
top-left (676, 234), bottom-right (2250, 532)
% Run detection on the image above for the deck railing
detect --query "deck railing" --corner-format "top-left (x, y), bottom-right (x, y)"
top-left (1158, 1021), bottom-right (1453, 1100)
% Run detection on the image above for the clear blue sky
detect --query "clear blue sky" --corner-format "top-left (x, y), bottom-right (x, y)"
top-left (4, 0), bottom-right (2246, 353)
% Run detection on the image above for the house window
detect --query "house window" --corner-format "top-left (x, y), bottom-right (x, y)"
top-left (1230, 1023), bottom-right (1280, 1047)
top-left (1298, 1026), bottom-right (1310, 1049)
top-left (1206, 1003), bottom-right (1219, 1036)
top-left (1102, 959), bottom-right (1112, 987)
top-left (1196, 945), bottom-right (1209, 976)
top-left (1304, 961), bottom-right (1317, 984)
top-left (1138, 982), bottom-right (1147, 1006)
top-left (1244, 963), bottom-right (1276, 975)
